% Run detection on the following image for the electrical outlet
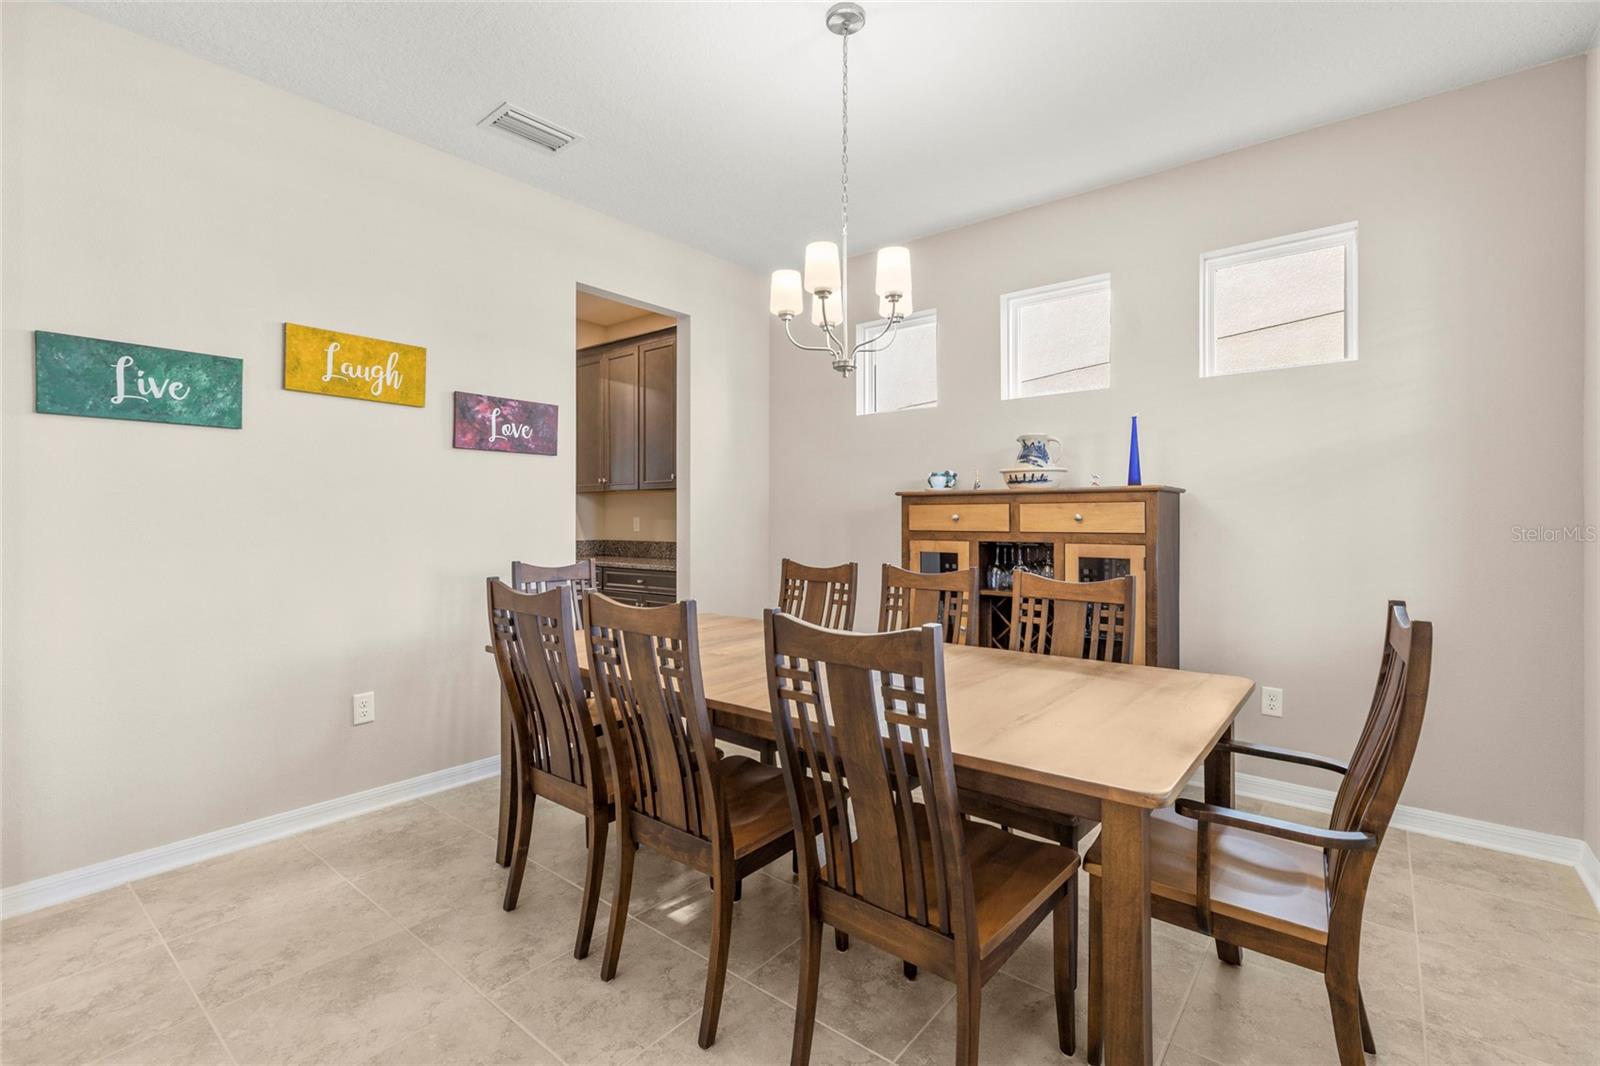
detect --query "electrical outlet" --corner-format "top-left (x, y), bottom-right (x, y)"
top-left (1262, 686), bottom-right (1284, 718)
top-left (352, 691), bottom-right (376, 726)
top-left (632, 516), bottom-right (641, 532)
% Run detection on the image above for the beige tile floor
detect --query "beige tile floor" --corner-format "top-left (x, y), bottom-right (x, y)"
top-left (3, 779), bottom-right (1596, 1066)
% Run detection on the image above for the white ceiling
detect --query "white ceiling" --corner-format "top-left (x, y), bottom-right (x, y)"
top-left (73, 1), bottom-right (1600, 272)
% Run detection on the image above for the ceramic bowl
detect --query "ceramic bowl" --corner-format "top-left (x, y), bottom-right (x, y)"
top-left (1001, 465), bottom-right (1068, 489)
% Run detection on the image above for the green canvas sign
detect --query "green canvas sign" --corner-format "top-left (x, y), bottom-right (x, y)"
top-left (35, 331), bottom-right (243, 429)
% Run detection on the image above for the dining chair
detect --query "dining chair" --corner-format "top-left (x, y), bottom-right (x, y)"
top-left (484, 579), bottom-right (613, 958)
top-left (1085, 600), bottom-right (1433, 1066)
top-left (584, 593), bottom-right (809, 1050)
top-left (779, 558), bottom-right (860, 630)
top-left (497, 560), bottom-right (599, 866)
top-left (1009, 571), bottom-right (1138, 663)
top-left (764, 610), bottom-right (1081, 1066)
top-left (878, 564), bottom-right (979, 646)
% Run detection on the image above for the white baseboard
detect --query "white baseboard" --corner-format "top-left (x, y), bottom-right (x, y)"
top-left (1, 756), bottom-right (500, 920)
top-left (1232, 771), bottom-right (1600, 913)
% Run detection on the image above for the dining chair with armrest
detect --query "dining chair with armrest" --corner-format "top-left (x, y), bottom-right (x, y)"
top-left (1085, 600), bottom-right (1433, 1066)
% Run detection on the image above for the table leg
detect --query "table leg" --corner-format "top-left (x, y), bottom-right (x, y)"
top-left (1203, 726), bottom-right (1242, 965)
top-left (1099, 801), bottom-right (1153, 1066)
top-left (497, 693), bottom-right (515, 868)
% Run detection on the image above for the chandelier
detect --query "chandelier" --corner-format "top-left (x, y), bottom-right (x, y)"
top-left (768, 2), bottom-right (912, 378)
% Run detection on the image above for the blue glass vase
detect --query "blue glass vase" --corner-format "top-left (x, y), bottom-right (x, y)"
top-left (1128, 415), bottom-right (1142, 486)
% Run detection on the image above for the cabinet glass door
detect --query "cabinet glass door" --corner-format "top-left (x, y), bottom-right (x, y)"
top-left (908, 539), bottom-right (970, 574)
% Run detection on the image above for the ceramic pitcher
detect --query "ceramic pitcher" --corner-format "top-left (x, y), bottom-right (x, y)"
top-left (1015, 434), bottom-right (1061, 468)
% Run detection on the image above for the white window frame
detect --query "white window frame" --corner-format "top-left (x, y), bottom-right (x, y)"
top-left (1000, 274), bottom-right (1112, 400)
top-left (1199, 221), bottom-right (1358, 378)
top-left (855, 308), bottom-right (937, 416)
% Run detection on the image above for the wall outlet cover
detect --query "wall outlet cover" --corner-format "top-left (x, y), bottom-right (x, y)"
top-left (1262, 686), bottom-right (1284, 718)
top-left (352, 691), bottom-right (376, 725)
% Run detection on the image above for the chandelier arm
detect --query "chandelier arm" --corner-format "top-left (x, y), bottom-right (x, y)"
top-left (852, 318), bottom-right (897, 355)
top-left (782, 317), bottom-right (844, 356)
top-left (854, 320), bottom-right (903, 358)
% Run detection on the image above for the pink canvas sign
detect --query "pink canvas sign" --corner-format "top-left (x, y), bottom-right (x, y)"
top-left (452, 391), bottom-right (558, 455)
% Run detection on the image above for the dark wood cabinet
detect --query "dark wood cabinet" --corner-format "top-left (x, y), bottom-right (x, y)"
top-left (576, 328), bottom-right (675, 494)
top-left (604, 346), bottom-right (640, 491)
top-left (575, 353), bottom-right (606, 492)
top-left (639, 335), bottom-right (676, 490)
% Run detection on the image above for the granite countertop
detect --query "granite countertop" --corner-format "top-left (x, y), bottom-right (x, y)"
top-left (589, 555), bottom-right (677, 572)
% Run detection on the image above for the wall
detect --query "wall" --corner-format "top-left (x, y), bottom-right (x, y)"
top-left (1586, 50), bottom-right (1599, 857)
top-left (0, 4), bottom-right (769, 886)
top-left (770, 59), bottom-right (1589, 836)
top-left (575, 490), bottom-right (677, 542)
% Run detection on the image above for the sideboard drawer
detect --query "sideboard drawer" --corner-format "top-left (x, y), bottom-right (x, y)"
top-left (907, 503), bottom-right (1010, 532)
top-left (1018, 501), bottom-right (1146, 534)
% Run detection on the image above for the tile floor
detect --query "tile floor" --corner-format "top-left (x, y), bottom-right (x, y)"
top-left (3, 779), bottom-right (1596, 1065)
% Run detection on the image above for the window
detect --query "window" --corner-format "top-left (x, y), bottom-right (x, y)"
top-left (856, 309), bottom-right (937, 415)
top-left (1201, 222), bottom-right (1357, 377)
top-left (1001, 275), bottom-right (1111, 399)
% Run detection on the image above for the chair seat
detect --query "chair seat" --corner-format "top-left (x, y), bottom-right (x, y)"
top-left (719, 754), bottom-right (795, 860)
top-left (823, 810), bottom-right (1079, 956)
top-left (1083, 807), bottom-right (1330, 943)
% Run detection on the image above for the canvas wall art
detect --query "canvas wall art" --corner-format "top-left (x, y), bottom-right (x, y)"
top-left (34, 331), bottom-right (243, 429)
top-left (453, 391), bottom-right (558, 455)
top-left (283, 322), bottom-right (425, 407)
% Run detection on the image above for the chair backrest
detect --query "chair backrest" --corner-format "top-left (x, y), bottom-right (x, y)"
top-left (878, 564), bottom-right (979, 646)
top-left (511, 560), bottom-right (597, 622)
top-left (764, 610), bottom-right (975, 947)
top-left (485, 578), bottom-right (605, 796)
top-left (583, 593), bottom-right (725, 843)
top-left (778, 558), bottom-right (859, 630)
top-left (1009, 571), bottom-right (1138, 663)
top-left (1327, 600), bottom-right (1433, 919)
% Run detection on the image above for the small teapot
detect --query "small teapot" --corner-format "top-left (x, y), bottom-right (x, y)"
top-left (1015, 434), bottom-right (1061, 469)
top-left (926, 470), bottom-right (959, 490)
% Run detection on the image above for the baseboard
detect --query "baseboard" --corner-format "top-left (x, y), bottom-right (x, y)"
top-left (1231, 771), bottom-right (1600, 913)
top-left (1, 756), bottom-right (500, 920)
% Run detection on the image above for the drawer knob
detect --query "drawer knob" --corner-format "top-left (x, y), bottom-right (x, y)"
top-left (1074, 513), bottom-right (1084, 522)
top-left (951, 513), bottom-right (961, 522)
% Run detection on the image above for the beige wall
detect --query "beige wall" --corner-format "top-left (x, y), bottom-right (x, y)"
top-left (0, 4), bottom-right (769, 886)
top-left (1586, 51), bottom-right (1599, 856)
top-left (770, 59), bottom-right (1589, 836)
top-left (576, 490), bottom-right (677, 542)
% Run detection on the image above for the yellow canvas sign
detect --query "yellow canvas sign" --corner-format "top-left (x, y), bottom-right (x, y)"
top-left (283, 323), bottom-right (426, 407)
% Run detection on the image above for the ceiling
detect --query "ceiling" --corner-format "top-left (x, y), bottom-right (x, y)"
top-left (74, 2), bottom-right (1600, 272)
top-left (575, 291), bottom-right (655, 327)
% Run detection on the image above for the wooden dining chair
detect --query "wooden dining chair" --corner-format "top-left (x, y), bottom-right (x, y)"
top-left (497, 561), bottom-right (599, 866)
top-left (878, 564), bottom-right (979, 646)
top-left (484, 579), bottom-right (613, 958)
top-left (1085, 600), bottom-right (1433, 1066)
top-left (1010, 571), bottom-right (1138, 663)
top-left (584, 593), bottom-right (808, 1050)
top-left (764, 611), bottom-right (1081, 1066)
top-left (779, 558), bottom-right (860, 630)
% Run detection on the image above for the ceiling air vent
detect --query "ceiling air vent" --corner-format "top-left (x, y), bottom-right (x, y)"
top-left (478, 102), bottom-right (579, 154)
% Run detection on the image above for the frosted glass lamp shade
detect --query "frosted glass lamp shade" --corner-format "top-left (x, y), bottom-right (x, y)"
top-left (804, 241), bottom-right (841, 295)
top-left (769, 269), bottom-right (803, 317)
top-left (875, 246), bottom-right (911, 298)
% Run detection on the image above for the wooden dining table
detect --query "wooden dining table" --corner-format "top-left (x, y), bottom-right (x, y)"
top-left (557, 611), bottom-right (1253, 1066)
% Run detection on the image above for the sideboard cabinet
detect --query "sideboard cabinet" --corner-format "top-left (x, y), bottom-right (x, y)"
top-left (896, 486), bottom-right (1182, 666)
top-left (577, 328), bottom-right (676, 493)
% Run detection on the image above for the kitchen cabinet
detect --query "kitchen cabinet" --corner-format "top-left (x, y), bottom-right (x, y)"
top-left (576, 328), bottom-right (675, 493)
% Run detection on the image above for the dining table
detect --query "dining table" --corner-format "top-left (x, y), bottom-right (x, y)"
top-left (549, 611), bottom-right (1254, 1066)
